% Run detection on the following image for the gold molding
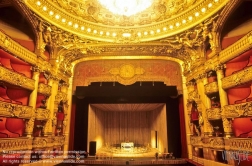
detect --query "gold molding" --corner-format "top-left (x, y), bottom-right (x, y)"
top-left (202, 137), bottom-right (225, 149)
top-left (0, 101), bottom-right (34, 119)
top-left (55, 91), bottom-right (67, 103)
top-left (204, 81), bottom-right (219, 95)
top-left (222, 65), bottom-right (252, 90)
top-left (32, 137), bottom-right (54, 149)
top-left (52, 136), bottom-right (65, 147)
top-left (224, 138), bottom-right (252, 153)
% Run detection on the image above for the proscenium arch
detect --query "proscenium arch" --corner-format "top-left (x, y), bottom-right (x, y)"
top-left (70, 55), bottom-right (185, 91)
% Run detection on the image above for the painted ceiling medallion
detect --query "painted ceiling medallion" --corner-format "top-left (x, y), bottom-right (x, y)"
top-left (97, 0), bottom-right (153, 17)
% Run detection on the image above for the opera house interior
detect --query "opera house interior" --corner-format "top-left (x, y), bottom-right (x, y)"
top-left (0, 0), bottom-right (252, 166)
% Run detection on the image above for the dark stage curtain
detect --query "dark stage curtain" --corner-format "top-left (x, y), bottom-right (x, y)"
top-left (179, 95), bottom-right (187, 158)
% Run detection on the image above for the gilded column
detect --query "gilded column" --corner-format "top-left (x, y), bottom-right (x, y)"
top-left (196, 73), bottom-right (214, 136)
top-left (63, 77), bottom-right (73, 155)
top-left (43, 75), bottom-right (59, 136)
top-left (183, 76), bottom-right (193, 159)
top-left (215, 64), bottom-right (233, 137)
top-left (25, 66), bottom-right (40, 137)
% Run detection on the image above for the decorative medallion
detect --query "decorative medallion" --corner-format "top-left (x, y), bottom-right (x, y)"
top-left (119, 64), bottom-right (135, 78)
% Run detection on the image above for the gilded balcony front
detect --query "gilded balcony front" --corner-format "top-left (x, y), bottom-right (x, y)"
top-left (224, 138), bottom-right (252, 153)
top-left (0, 137), bottom-right (33, 151)
top-left (52, 136), bottom-right (65, 147)
top-left (38, 83), bottom-right (52, 96)
top-left (202, 137), bottom-right (225, 149)
top-left (204, 81), bottom-right (219, 95)
top-left (190, 136), bottom-right (203, 147)
top-left (55, 91), bottom-right (67, 103)
top-left (222, 101), bottom-right (252, 118)
top-left (0, 65), bottom-right (35, 90)
top-left (35, 108), bottom-right (50, 120)
top-left (219, 31), bottom-right (252, 63)
top-left (206, 107), bottom-right (222, 120)
top-left (32, 137), bottom-right (54, 149)
top-left (0, 101), bottom-right (34, 119)
top-left (0, 30), bottom-right (37, 65)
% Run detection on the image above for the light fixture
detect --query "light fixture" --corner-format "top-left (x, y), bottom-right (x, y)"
top-left (98, 0), bottom-right (153, 16)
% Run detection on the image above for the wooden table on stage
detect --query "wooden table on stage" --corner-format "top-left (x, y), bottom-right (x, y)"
top-left (121, 142), bottom-right (134, 151)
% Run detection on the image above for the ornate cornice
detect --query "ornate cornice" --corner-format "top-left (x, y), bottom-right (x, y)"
top-left (188, 90), bottom-right (200, 101)
top-left (0, 66), bottom-right (35, 91)
top-left (38, 83), bottom-right (52, 96)
top-left (206, 107), bottom-right (222, 120)
top-left (222, 65), bottom-right (252, 90)
top-left (35, 108), bottom-right (50, 120)
top-left (32, 137), bottom-right (54, 149)
top-left (0, 101), bottom-right (34, 119)
top-left (0, 30), bottom-right (37, 65)
top-left (219, 31), bottom-right (252, 64)
top-left (222, 101), bottom-right (252, 118)
top-left (204, 81), bottom-right (219, 95)
top-left (0, 137), bottom-right (33, 151)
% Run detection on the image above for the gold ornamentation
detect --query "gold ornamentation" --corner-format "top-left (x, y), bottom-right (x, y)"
top-left (204, 81), bottom-right (219, 95)
top-left (52, 136), bottom-right (65, 146)
top-left (0, 137), bottom-right (33, 151)
top-left (25, 117), bottom-right (35, 135)
top-left (190, 136), bottom-right (203, 147)
top-left (206, 107), bottom-right (222, 120)
top-left (219, 31), bottom-right (252, 64)
top-left (225, 138), bottom-right (252, 153)
top-left (0, 101), bottom-right (34, 119)
top-left (0, 30), bottom-right (37, 65)
top-left (222, 101), bottom-right (252, 118)
top-left (0, 66), bottom-right (35, 90)
top-left (38, 83), bottom-right (52, 96)
top-left (222, 117), bottom-right (233, 134)
top-left (203, 137), bottom-right (225, 149)
top-left (55, 92), bottom-right (67, 103)
top-left (119, 64), bottom-right (135, 78)
top-left (35, 108), bottom-right (51, 120)
top-left (222, 66), bottom-right (252, 89)
top-left (32, 137), bottom-right (53, 148)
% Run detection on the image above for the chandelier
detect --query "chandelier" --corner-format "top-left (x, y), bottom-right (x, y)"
top-left (98, 0), bottom-right (153, 17)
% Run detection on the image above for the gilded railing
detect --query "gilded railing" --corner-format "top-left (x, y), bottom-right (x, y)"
top-left (38, 83), bottom-right (52, 96)
top-left (224, 138), bottom-right (252, 153)
top-left (204, 81), bottom-right (219, 95)
top-left (0, 65), bottom-right (35, 90)
top-left (0, 137), bottom-right (33, 151)
top-left (222, 101), bottom-right (252, 118)
top-left (222, 65), bottom-right (252, 90)
top-left (202, 137), bottom-right (225, 149)
top-left (206, 107), bottom-right (222, 120)
top-left (35, 108), bottom-right (50, 120)
top-left (0, 101), bottom-right (34, 119)
top-left (219, 31), bottom-right (252, 63)
top-left (190, 136), bottom-right (203, 147)
top-left (0, 30), bottom-right (37, 65)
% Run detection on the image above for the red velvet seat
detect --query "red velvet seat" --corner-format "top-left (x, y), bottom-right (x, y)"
top-left (0, 117), bottom-right (21, 137)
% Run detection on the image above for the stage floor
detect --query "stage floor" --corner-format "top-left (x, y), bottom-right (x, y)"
top-left (96, 147), bottom-right (159, 158)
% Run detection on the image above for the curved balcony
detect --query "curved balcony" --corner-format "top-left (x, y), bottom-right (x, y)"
top-left (38, 83), bottom-right (52, 96)
top-left (202, 137), bottom-right (225, 149)
top-left (0, 137), bottom-right (33, 151)
top-left (190, 136), bottom-right (203, 147)
top-left (35, 108), bottom-right (50, 121)
top-left (224, 138), bottom-right (252, 153)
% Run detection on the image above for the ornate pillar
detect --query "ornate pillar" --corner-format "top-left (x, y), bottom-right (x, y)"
top-left (25, 66), bottom-right (40, 137)
top-left (215, 64), bottom-right (233, 137)
top-left (196, 73), bottom-right (213, 136)
top-left (63, 76), bottom-right (73, 155)
top-left (183, 76), bottom-right (193, 159)
top-left (43, 75), bottom-right (59, 136)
